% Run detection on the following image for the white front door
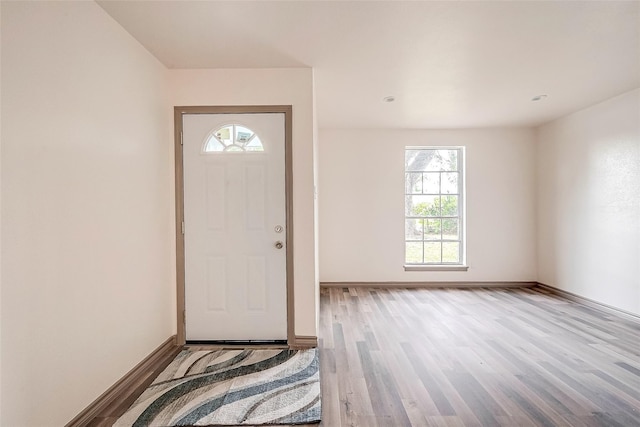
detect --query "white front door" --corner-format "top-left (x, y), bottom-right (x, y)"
top-left (183, 113), bottom-right (287, 341)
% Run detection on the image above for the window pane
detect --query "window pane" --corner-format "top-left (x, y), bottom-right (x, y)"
top-left (441, 195), bottom-right (458, 216)
top-left (405, 219), bottom-right (423, 241)
top-left (440, 150), bottom-right (458, 171)
top-left (215, 125), bottom-right (233, 145)
top-left (424, 152), bottom-right (443, 171)
top-left (443, 242), bottom-right (460, 263)
top-left (422, 150), bottom-right (457, 171)
top-left (424, 242), bottom-right (441, 263)
top-left (235, 125), bottom-right (255, 143)
top-left (442, 218), bottom-right (459, 240)
top-left (406, 195), bottom-right (441, 217)
top-left (406, 242), bottom-right (423, 263)
top-left (406, 149), bottom-right (437, 172)
top-left (245, 136), bottom-right (264, 151)
top-left (423, 173), bottom-right (440, 194)
top-left (407, 149), bottom-right (459, 172)
top-left (441, 172), bottom-right (458, 194)
top-left (425, 219), bottom-right (441, 240)
top-left (205, 138), bottom-right (225, 152)
top-left (405, 173), bottom-right (423, 194)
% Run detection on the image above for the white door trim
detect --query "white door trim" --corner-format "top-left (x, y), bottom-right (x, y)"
top-left (174, 105), bottom-right (294, 346)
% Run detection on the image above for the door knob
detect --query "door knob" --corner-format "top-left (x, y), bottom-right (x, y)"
top-left (275, 241), bottom-right (283, 249)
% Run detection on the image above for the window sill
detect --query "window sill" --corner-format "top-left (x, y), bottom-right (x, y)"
top-left (404, 265), bottom-right (469, 272)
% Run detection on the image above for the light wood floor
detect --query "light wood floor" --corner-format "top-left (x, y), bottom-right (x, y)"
top-left (318, 286), bottom-right (640, 427)
top-left (90, 286), bottom-right (640, 426)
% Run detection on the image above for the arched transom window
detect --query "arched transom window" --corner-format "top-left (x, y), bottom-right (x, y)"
top-left (204, 124), bottom-right (264, 152)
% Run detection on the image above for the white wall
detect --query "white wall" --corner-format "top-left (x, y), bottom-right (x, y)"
top-left (0, 3), bottom-right (3, 421)
top-left (319, 128), bottom-right (537, 283)
top-left (1, 2), bottom-right (174, 425)
top-left (537, 89), bottom-right (640, 315)
top-left (169, 69), bottom-right (318, 338)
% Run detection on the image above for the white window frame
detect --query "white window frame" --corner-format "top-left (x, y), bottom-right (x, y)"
top-left (404, 146), bottom-right (468, 271)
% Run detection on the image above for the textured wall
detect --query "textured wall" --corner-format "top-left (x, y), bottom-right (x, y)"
top-left (537, 89), bottom-right (640, 315)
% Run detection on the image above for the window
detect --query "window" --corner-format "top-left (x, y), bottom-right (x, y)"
top-left (405, 147), bottom-right (465, 268)
top-left (204, 124), bottom-right (264, 152)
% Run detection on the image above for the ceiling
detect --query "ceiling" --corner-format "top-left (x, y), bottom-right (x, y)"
top-left (97, 0), bottom-right (640, 129)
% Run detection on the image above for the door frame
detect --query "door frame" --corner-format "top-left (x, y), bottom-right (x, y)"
top-left (174, 105), bottom-right (294, 346)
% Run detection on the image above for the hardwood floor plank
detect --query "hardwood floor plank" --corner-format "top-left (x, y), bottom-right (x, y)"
top-left (319, 287), bottom-right (640, 426)
top-left (381, 344), bottom-right (441, 416)
top-left (401, 342), bottom-right (456, 416)
top-left (540, 361), bottom-right (639, 418)
top-left (616, 361), bottom-right (640, 377)
top-left (591, 411), bottom-right (635, 427)
top-left (88, 286), bottom-right (640, 426)
top-left (514, 372), bottom-right (593, 416)
top-left (591, 369), bottom-right (640, 403)
top-left (498, 380), bottom-right (566, 427)
top-left (356, 341), bottom-right (412, 425)
top-left (444, 372), bottom-right (505, 425)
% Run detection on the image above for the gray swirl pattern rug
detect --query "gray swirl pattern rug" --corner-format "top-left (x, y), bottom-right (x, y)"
top-left (114, 348), bottom-right (321, 426)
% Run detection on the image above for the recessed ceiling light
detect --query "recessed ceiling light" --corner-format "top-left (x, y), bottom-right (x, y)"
top-left (531, 94), bottom-right (548, 101)
top-left (383, 96), bottom-right (395, 103)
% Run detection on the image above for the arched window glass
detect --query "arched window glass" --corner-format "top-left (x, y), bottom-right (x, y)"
top-left (204, 124), bottom-right (264, 153)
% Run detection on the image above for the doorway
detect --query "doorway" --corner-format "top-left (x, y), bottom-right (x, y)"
top-left (174, 106), bottom-right (294, 345)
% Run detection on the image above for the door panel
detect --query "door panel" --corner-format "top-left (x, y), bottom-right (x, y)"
top-left (183, 113), bottom-right (287, 341)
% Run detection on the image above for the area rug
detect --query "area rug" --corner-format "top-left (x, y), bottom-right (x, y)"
top-left (114, 348), bottom-right (321, 426)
